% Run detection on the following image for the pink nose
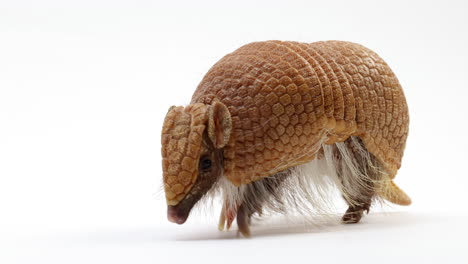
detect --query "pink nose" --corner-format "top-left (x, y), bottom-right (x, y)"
top-left (167, 206), bottom-right (188, 224)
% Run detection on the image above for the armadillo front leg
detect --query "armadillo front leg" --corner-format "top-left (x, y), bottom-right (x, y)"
top-left (219, 170), bottom-right (290, 236)
top-left (236, 170), bottom-right (291, 237)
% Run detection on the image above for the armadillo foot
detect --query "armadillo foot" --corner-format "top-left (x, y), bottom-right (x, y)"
top-left (341, 205), bottom-right (370, 224)
top-left (218, 201), bottom-right (239, 231)
top-left (236, 205), bottom-right (251, 238)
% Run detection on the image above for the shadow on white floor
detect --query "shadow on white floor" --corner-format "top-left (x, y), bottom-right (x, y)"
top-left (58, 211), bottom-right (433, 243)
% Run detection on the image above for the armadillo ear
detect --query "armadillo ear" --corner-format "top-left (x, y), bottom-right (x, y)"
top-left (167, 105), bottom-right (176, 113)
top-left (208, 101), bottom-right (232, 149)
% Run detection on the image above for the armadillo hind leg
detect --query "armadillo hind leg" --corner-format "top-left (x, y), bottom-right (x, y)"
top-left (328, 137), bottom-right (383, 223)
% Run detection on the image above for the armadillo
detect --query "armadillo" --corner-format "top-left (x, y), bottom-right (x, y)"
top-left (161, 40), bottom-right (411, 237)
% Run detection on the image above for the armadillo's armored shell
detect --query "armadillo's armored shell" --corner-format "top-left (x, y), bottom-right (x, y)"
top-left (161, 103), bottom-right (208, 205)
top-left (192, 41), bottom-right (409, 186)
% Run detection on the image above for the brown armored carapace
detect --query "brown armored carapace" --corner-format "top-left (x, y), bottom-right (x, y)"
top-left (161, 40), bottom-right (411, 236)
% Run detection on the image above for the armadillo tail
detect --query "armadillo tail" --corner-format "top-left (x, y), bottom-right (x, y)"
top-left (378, 180), bottom-right (412, 206)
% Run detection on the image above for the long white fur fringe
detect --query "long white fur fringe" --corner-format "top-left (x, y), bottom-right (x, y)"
top-left (198, 136), bottom-right (388, 224)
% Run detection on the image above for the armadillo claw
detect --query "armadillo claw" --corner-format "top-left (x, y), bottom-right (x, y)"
top-left (225, 206), bottom-right (237, 230)
top-left (236, 205), bottom-right (251, 238)
top-left (238, 224), bottom-right (251, 238)
top-left (218, 206), bottom-right (226, 231)
top-left (218, 202), bottom-right (239, 231)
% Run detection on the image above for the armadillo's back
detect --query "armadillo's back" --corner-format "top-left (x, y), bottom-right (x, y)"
top-left (192, 40), bottom-right (409, 186)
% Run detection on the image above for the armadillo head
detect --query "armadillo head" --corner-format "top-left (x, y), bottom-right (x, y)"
top-left (161, 101), bottom-right (232, 224)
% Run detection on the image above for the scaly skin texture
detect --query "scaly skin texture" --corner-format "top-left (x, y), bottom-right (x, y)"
top-left (190, 40), bottom-right (409, 188)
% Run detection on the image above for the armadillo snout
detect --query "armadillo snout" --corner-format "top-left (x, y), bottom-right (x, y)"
top-left (167, 205), bottom-right (189, 225)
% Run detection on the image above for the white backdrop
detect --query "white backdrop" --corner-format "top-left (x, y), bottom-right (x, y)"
top-left (1, 0), bottom-right (467, 263)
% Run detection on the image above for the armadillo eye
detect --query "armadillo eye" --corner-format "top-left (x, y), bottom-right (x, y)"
top-left (200, 157), bottom-right (212, 170)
